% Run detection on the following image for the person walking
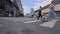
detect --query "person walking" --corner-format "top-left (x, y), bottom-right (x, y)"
top-left (37, 6), bottom-right (42, 20)
top-left (31, 11), bottom-right (34, 17)
top-left (47, 1), bottom-right (58, 20)
top-left (9, 13), bottom-right (11, 17)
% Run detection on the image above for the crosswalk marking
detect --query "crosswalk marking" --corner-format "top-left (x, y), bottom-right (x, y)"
top-left (23, 20), bottom-right (41, 23)
top-left (1, 18), bottom-right (36, 22)
top-left (40, 20), bottom-right (57, 28)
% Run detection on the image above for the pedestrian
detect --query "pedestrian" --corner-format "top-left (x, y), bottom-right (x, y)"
top-left (9, 13), bottom-right (11, 17)
top-left (47, 1), bottom-right (58, 20)
top-left (31, 11), bottom-right (34, 17)
top-left (37, 6), bottom-right (42, 20)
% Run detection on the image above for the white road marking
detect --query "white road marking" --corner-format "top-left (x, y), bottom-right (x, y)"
top-left (1, 18), bottom-right (35, 22)
top-left (40, 20), bottom-right (57, 28)
top-left (23, 20), bottom-right (41, 23)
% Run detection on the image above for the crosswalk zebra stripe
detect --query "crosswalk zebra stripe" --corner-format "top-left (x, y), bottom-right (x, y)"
top-left (40, 20), bottom-right (57, 28)
top-left (23, 20), bottom-right (41, 23)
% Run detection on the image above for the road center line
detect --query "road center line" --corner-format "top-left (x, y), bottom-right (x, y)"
top-left (23, 20), bottom-right (41, 23)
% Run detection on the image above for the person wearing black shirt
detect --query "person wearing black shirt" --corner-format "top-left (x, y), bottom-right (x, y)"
top-left (37, 6), bottom-right (42, 20)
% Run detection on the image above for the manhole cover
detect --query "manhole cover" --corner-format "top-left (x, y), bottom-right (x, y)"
top-left (22, 29), bottom-right (34, 34)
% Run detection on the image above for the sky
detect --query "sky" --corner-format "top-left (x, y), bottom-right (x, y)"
top-left (21, 0), bottom-right (53, 15)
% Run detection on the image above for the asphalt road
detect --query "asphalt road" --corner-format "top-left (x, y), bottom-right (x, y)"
top-left (0, 17), bottom-right (60, 34)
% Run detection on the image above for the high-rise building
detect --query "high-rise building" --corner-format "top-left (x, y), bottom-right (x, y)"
top-left (30, 8), bottom-right (34, 16)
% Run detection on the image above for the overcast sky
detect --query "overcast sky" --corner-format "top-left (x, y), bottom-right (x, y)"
top-left (21, 0), bottom-right (53, 15)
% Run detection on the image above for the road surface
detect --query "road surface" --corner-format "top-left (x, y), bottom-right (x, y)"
top-left (0, 17), bottom-right (60, 34)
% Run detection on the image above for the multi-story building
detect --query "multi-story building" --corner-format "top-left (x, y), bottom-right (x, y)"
top-left (0, 0), bottom-right (24, 17)
top-left (30, 8), bottom-right (34, 16)
top-left (11, 0), bottom-right (24, 17)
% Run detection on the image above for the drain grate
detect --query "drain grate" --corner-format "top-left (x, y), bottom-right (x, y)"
top-left (22, 29), bottom-right (34, 34)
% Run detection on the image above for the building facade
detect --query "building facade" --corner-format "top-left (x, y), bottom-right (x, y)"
top-left (11, 0), bottom-right (24, 17)
top-left (0, 0), bottom-right (24, 17)
top-left (30, 8), bottom-right (34, 16)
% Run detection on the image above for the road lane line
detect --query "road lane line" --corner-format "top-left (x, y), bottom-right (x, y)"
top-left (23, 20), bottom-right (41, 23)
top-left (1, 18), bottom-right (36, 22)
